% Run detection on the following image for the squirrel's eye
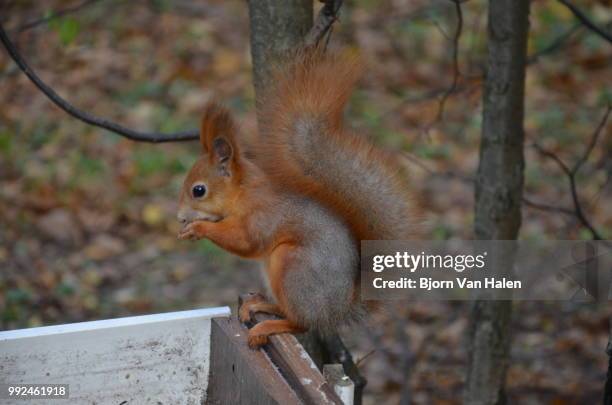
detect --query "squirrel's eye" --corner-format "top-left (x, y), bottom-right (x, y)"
top-left (192, 184), bottom-right (207, 199)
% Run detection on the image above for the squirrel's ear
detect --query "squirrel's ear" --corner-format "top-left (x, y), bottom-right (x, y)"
top-left (200, 102), bottom-right (238, 176)
top-left (211, 136), bottom-right (234, 176)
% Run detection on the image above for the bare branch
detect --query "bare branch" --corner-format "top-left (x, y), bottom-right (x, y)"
top-left (14, 0), bottom-right (104, 33)
top-left (573, 105), bottom-right (611, 174)
top-left (527, 23), bottom-right (582, 64)
top-left (588, 170), bottom-right (612, 206)
top-left (435, 0), bottom-right (463, 121)
top-left (419, 0), bottom-right (464, 135)
top-left (401, 144), bottom-right (603, 238)
top-left (557, 0), bottom-right (612, 44)
top-left (566, 173), bottom-right (603, 240)
top-left (531, 105), bottom-right (611, 240)
top-left (354, 348), bottom-right (375, 367)
top-left (531, 142), bottom-right (572, 176)
top-left (401, 151), bottom-right (582, 220)
top-left (403, 105), bottom-right (609, 241)
top-left (522, 197), bottom-right (574, 216)
top-left (400, 151), bottom-right (474, 184)
top-left (0, 21), bottom-right (198, 143)
top-left (430, 18), bottom-right (452, 41)
top-left (528, 18), bottom-right (612, 64)
top-left (305, 0), bottom-right (343, 47)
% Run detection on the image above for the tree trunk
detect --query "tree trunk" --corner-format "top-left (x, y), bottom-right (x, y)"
top-left (464, 1), bottom-right (530, 404)
top-left (247, 0), bottom-right (313, 118)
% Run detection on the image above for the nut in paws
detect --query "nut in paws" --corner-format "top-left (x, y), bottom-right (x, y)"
top-left (177, 223), bottom-right (200, 240)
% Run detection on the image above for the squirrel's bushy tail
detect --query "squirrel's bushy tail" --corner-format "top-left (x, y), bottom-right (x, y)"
top-left (255, 48), bottom-right (419, 241)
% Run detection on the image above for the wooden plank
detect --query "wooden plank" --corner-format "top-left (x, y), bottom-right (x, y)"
top-left (263, 333), bottom-right (343, 405)
top-left (0, 307), bottom-right (230, 405)
top-left (206, 317), bottom-right (302, 405)
top-left (238, 295), bottom-right (343, 405)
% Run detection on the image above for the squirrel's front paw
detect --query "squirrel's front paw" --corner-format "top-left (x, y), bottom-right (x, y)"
top-left (177, 222), bottom-right (204, 241)
top-left (247, 329), bottom-right (269, 349)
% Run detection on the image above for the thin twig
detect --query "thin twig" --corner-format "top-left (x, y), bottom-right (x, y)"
top-left (354, 348), bottom-right (376, 367)
top-left (0, 21), bottom-right (198, 143)
top-left (305, 0), bottom-right (343, 47)
top-left (527, 23), bottom-right (583, 64)
top-left (532, 142), bottom-right (572, 176)
top-left (422, 0), bottom-right (465, 135)
top-left (573, 106), bottom-right (611, 174)
top-left (531, 105), bottom-right (611, 240)
top-left (522, 197), bottom-right (574, 216)
top-left (589, 170), bottom-right (611, 206)
top-left (14, 0), bottom-right (104, 33)
top-left (420, 0), bottom-right (464, 136)
top-left (431, 18), bottom-right (452, 41)
top-left (557, 0), bottom-right (612, 44)
top-left (403, 103), bottom-right (609, 240)
top-left (400, 152), bottom-right (475, 184)
top-left (435, 0), bottom-right (463, 122)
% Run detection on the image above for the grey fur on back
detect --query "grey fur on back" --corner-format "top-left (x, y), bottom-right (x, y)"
top-left (290, 116), bottom-right (417, 240)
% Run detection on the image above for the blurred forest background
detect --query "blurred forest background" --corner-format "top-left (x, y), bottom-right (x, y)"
top-left (1, 0), bottom-right (611, 403)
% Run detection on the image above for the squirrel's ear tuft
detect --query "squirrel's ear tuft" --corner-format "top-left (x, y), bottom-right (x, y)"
top-left (200, 102), bottom-right (238, 176)
top-left (212, 136), bottom-right (233, 176)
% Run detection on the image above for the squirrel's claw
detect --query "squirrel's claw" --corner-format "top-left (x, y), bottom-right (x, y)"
top-left (177, 222), bottom-right (200, 240)
top-left (247, 330), bottom-right (269, 349)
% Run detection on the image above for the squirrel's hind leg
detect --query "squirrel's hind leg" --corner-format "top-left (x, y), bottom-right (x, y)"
top-left (247, 319), bottom-right (307, 349)
top-left (241, 243), bottom-right (310, 348)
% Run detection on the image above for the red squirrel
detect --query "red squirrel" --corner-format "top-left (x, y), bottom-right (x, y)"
top-left (177, 49), bottom-right (419, 348)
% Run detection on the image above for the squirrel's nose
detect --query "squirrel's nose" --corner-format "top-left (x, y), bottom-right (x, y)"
top-left (177, 212), bottom-right (188, 224)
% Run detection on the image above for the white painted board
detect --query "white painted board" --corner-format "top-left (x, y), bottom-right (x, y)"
top-left (0, 307), bottom-right (230, 405)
